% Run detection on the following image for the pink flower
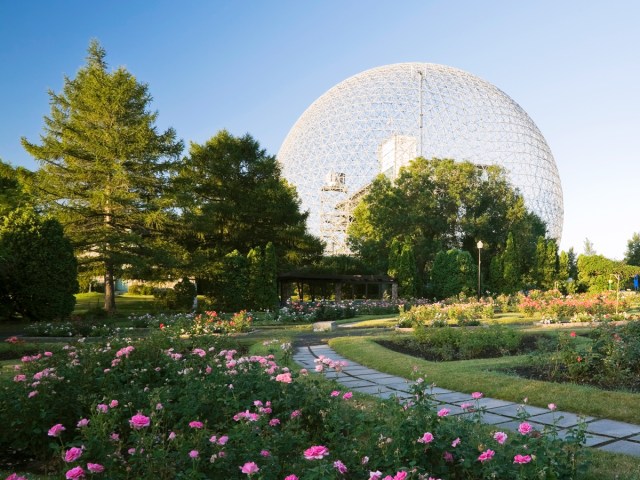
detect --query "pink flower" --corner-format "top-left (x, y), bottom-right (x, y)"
top-left (437, 408), bottom-right (450, 417)
top-left (369, 472), bottom-right (383, 480)
top-left (304, 445), bottom-right (330, 460)
top-left (28, 390), bottom-right (38, 398)
top-left (77, 418), bottom-right (89, 428)
top-left (96, 404), bottom-right (108, 413)
top-left (189, 420), bottom-right (204, 429)
top-left (518, 422), bottom-right (533, 435)
top-left (284, 476), bottom-right (299, 480)
top-left (342, 392), bottom-right (353, 400)
top-left (87, 463), bottom-right (104, 473)
top-left (291, 410), bottom-right (301, 418)
top-left (109, 400), bottom-right (118, 408)
top-left (260, 450), bottom-right (271, 457)
top-left (460, 402), bottom-right (473, 410)
top-left (418, 432), bottom-right (434, 444)
top-left (168, 432), bottom-right (176, 440)
top-left (334, 460), bottom-right (348, 474)
top-left (443, 451), bottom-right (454, 462)
top-left (13, 374), bottom-right (26, 382)
top-left (361, 456), bottom-right (369, 464)
top-left (240, 462), bottom-right (260, 475)
top-left (269, 418), bottom-right (281, 426)
top-left (156, 403), bottom-right (163, 410)
top-left (64, 447), bottom-right (83, 463)
top-left (331, 390), bottom-right (341, 397)
top-left (478, 449), bottom-right (495, 463)
top-left (218, 435), bottom-right (229, 445)
top-left (300, 368), bottom-right (308, 375)
top-left (189, 450), bottom-right (199, 458)
top-left (48, 423), bottom-right (66, 437)
top-left (314, 364), bottom-right (324, 372)
top-left (570, 331), bottom-right (576, 337)
top-left (394, 471), bottom-right (408, 480)
top-left (514, 454), bottom-right (532, 464)
top-left (451, 437), bottom-right (461, 447)
top-left (110, 433), bottom-right (119, 441)
top-left (275, 372), bottom-right (292, 383)
top-left (6, 473), bottom-right (27, 480)
top-left (471, 392), bottom-right (483, 399)
top-left (493, 431), bottom-right (508, 445)
top-left (65, 466), bottom-right (85, 479)
top-left (548, 403), bottom-right (557, 411)
top-left (129, 413), bottom-right (151, 430)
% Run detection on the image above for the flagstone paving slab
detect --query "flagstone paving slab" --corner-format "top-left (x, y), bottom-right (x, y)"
top-left (586, 419), bottom-right (640, 437)
top-left (598, 440), bottom-right (640, 456)
top-left (527, 411), bottom-right (594, 428)
top-left (489, 404), bottom-right (550, 418)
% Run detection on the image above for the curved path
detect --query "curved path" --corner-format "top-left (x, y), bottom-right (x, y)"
top-left (294, 342), bottom-right (640, 457)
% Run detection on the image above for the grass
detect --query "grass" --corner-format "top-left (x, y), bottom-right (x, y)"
top-left (74, 292), bottom-right (156, 316)
top-left (328, 333), bottom-right (640, 425)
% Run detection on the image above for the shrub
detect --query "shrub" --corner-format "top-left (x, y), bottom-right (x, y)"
top-left (413, 325), bottom-right (523, 361)
top-left (1, 324), bottom-right (586, 479)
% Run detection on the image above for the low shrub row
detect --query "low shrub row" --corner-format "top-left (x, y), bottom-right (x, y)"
top-left (1, 323), bottom-right (587, 479)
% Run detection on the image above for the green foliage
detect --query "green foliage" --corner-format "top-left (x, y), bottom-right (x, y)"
top-left (348, 158), bottom-right (547, 293)
top-left (502, 232), bottom-right (521, 293)
top-left (209, 250), bottom-right (249, 311)
top-left (576, 254), bottom-right (631, 293)
top-left (532, 322), bottom-right (640, 391)
top-left (625, 232), bottom-right (640, 266)
top-left (155, 277), bottom-right (196, 312)
top-left (412, 324), bottom-right (523, 361)
top-left (430, 249), bottom-right (477, 299)
top-left (0, 208), bottom-right (78, 321)
top-left (0, 159), bottom-right (34, 218)
top-left (172, 130), bottom-right (322, 282)
top-left (396, 242), bottom-right (418, 297)
top-left (21, 41), bottom-right (183, 313)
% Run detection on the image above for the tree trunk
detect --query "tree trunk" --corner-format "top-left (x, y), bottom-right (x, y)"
top-left (104, 262), bottom-right (116, 314)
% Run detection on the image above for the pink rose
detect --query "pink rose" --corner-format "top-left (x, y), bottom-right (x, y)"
top-left (64, 447), bottom-right (83, 463)
top-left (240, 462), bottom-right (259, 474)
top-left (334, 460), bottom-right (348, 474)
top-left (451, 437), bottom-right (461, 447)
top-left (189, 450), bottom-right (199, 458)
top-left (48, 423), bottom-right (66, 437)
top-left (65, 466), bottom-right (85, 479)
top-left (284, 476), bottom-right (299, 480)
top-left (129, 413), bottom-right (151, 430)
top-left (394, 472), bottom-right (408, 480)
top-left (330, 390), bottom-right (341, 397)
top-left (96, 404), bottom-right (108, 413)
top-left (304, 445), bottom-right (329, 459)
top-left (109, 400), bottom-right (118, 408)
top-left (493, 431), bottom-right (508, 445)
top-left (518, 422), bottom-right (533, 435)
top-left (275, 372), bottom-right (292, 383)
top-left (260, 450), bottom-right (270, 457)
top-left (189, 420), bottom-right (204, 429)
top-left (514, 454), bottom-right (532, 464)
top-left (218, 435), bottom-right (229, 445)
top-left (418, 432), bottom-right (434, 444)
top-left (6, 474), bottom-right (27, 480)
top-left (471, 392), bottom-right (483, 399)
top-left (478, 449), bottom-right (495, 463)
top-left (77, 418), bottom-right (89, 428)
top-left (342, 392), bottom-right (353, 400)
top-left (87, 463), bottom-right (104, 473)
top-left (548, 403), bottom-right (557, 411)
top-left (13, 374), bottom-right (26, 382)
top-left (437, 408), bottom-right (450, 417)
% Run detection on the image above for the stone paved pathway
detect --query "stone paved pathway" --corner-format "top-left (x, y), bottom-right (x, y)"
top-left (294, 344), bottom-right (640, 457)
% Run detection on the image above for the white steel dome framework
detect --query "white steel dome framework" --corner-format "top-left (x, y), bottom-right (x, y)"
top-left (278, 63), bottom-right (563, 254)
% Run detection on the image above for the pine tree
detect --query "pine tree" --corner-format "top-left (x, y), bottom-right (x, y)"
top-left (21, 41), bottom-right (183, 313)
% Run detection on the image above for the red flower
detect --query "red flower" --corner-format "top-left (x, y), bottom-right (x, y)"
top-left (159, 324), bottom-right (165, 330)
top-left (577, 356), bottom-right (582, 362)
top-left (570, 331), bottom-right (576, 337)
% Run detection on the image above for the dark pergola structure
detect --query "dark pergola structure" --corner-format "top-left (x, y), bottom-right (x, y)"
top-left (277, 271), bottom-right (397, 304)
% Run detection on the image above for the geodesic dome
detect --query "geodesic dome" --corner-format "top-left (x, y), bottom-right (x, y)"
top-left (278, 63), bottom-right (563, 254)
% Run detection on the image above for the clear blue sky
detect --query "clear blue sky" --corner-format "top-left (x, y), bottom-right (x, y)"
top-left (1, 1), bottom-right (638, 259)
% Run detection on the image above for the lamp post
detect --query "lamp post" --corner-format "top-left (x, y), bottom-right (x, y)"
top-left (477, 240), bottom-right (484, 299)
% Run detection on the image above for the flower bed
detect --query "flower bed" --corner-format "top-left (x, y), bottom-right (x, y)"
top-left (2, 322), bottom-right (586, 479)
